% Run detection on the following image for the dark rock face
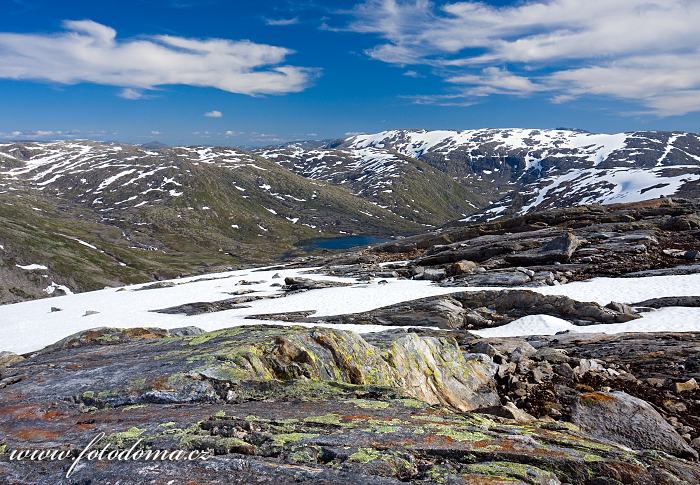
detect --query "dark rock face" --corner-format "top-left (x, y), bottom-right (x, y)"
top-left (2, 326), bottom-right (700, 484)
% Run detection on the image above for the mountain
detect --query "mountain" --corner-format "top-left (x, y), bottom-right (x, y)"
top-left (2, 129), bottom-right (700, 303)
top-left (0, 140), bottom-right (420, 303)
top-left (255, 143), bottom-right (487, 225)
top-left (259, 129), bottom-right (700, 221)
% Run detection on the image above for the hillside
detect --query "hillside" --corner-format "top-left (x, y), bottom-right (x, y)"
top-left (0, 141), bottom-right (420, 303)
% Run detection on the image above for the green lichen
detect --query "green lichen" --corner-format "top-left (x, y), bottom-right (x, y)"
top-left (121, 404), bottom-right (146, 412)
top-left (465, 461), bottom-right (556, 481)
top-left (106, 427), bottom-right (145, 447)
top-left (271, 433), bottom-right (318, 446)
top-left (432, 425), bottom-right (491, 443)
top-left (347, 399), bottom-right (391, 409)
top-left (396, 398), bottom-right (428, 409)
top-left (348, 447), bottom-right (383, 463)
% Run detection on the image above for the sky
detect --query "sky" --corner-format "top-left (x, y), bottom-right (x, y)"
top-left (1, 0), bottom-right (700, 146)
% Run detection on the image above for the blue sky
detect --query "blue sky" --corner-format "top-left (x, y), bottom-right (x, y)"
top-left (1, 0), bottom-right (699, 146)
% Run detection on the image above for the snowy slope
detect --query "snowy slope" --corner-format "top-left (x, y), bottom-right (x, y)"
top-left (1, 265), bottom-right (699, 354)
top-left (345, 129), bottom-right (700, 219)
top-left (258, 129), bottom-right (700, 222)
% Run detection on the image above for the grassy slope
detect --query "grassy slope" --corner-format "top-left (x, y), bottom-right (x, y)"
top-left (0, 153), bottom-right (422, 303)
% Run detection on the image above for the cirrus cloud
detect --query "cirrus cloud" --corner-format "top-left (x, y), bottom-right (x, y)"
top-left (341, 0), bottom-right (700, 116)
top-left (0, 19), bottom-right (318, 97)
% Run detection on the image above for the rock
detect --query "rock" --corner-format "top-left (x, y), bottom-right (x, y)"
top-left (457, 270), bottom-right (531, 286)
top-left (554, 363), bottom-right (575, 379)
top-left (3, 326), bottom-right (700, 484)
top-left (36, 327), bottom-right (197, 355)
top-left (0, 351), bottom-right (24, 368)
top-left (272, 273), bottom-right (281, 279)
top-left (152, 295), bottom-right (270, 315)
top-left (447, 260), bottom-right (477, 276)
top-left (534, 347), bottom-right (570, 364)
top-left (646, 377), bottom-right (667, 388)
top-left (663, 399), bottom-right (688, 413)
top-left (50, 306), bottom-right (62, 312)
top-left (134, 281), bottom-right (176, 291)
top-left (82, 310), bottom-right (99, 317)
top-left (632, 296), bottom-right (700, 308)
top-left (476, 402), bottom-right (535, 423)
top-left (283, 277), bottom-right (352, 292)
top-left (415, 268), bottom-right (446, 282)
top-left (675, 378), bottom-right (699, 393)
top-left (302, 289), bottom-right (640, 331)
top-left (605, 302), bottom-right (638, 317)
top-left (571, 391), bottom-right (699, 460)
top-left (505, 232), bottom-right (581, 265)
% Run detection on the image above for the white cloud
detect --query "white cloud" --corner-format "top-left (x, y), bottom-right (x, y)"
top-left (204, 110), bottom-right (223, 118)
top-left (224, 130), bottom-right (242, 137)
top-left (119, 88), bottom-right (145, 100)
top-left (343, 0), bottom-right (700, 116)
top-left (265, 17), bottom-right (300, 26)
top-left (0, 20), bottom-right (317, 97)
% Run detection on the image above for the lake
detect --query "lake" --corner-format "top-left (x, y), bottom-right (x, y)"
top-left (301, 235), bottom-right (389, 251)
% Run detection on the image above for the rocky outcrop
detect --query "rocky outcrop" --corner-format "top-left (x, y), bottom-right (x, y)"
top-left (299, 290), bottom-right (639, 330)
top-left (2, 326), bottom-right (700, 484)
top-left (632, 296), bottom-right (700, 308)
top-left (352, 198), bottom-right (700, 289)
top-left (283, 276), bottom-right (352, 292)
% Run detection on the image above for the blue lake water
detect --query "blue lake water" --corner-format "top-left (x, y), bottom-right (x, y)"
top-left (301, 235), bottom-right (389, 251)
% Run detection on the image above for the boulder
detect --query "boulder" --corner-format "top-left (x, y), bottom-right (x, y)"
top-left (447, 260), bottom-right (478, 276)
top-left (0, 351), bottom-right (24, 369)
top-left (571, 391), bottom-right (698, 460)
top-left (505, 232), bottom-right (581, 265)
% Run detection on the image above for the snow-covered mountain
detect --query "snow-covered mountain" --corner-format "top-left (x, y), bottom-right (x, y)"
top-left (258, 129), bottom-right (700, 221)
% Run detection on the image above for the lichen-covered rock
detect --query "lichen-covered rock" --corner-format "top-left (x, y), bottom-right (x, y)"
top-left (2, 326), bottom-right (700, 484)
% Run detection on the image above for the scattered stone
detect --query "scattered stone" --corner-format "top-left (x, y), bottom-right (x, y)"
top-left (82, 310), bottom-right (99, 317)
top-left (674, 378), bottom-right (699, 393)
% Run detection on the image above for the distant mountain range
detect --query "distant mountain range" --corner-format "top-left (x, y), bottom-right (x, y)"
top-left (258, 128), bottom-right (700, 221)
top-left (1, 128), bottom-right (699, 302)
